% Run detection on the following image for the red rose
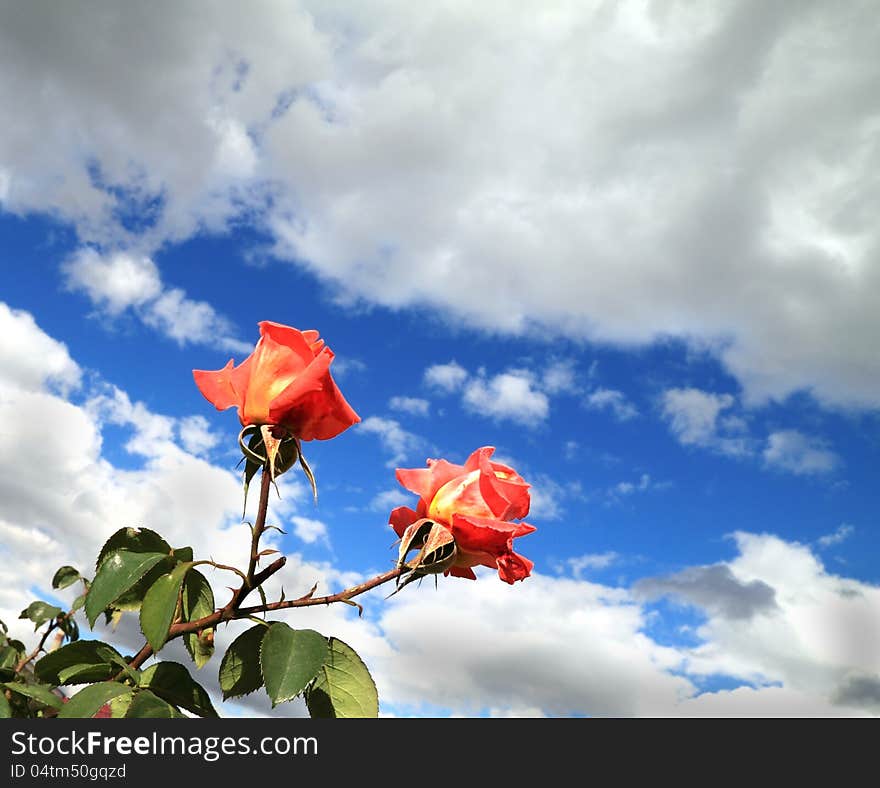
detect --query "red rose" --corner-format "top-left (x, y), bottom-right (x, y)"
top-left (389, 446), bottom-right (535, 584)
top-left (193, 321), bottom-right (360, 441)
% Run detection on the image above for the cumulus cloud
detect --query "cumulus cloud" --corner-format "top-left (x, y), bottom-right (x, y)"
top-left (423, 361), bottom-right (468, 393)
top-left (388, 396), bottom-right (430, 417)
top-left (565, 552), bottom-right (620, 578)
top-left (584, 388), bottom-right (639, 422)
top-left (763, 430), bottom-right (840, 475)
top-left (289, 515), bottom-right (329, 546)
top-left (0, 302), bottom-right (81, 394)
top-left (1, 4), bottom-right (879, 410)
top-left (462, 369), bottom-right (549, 426)
top-left (369, 488), bottom-right (412, 514)
top-left (636, 564), bottom-right (778, 621)
top-left (63, 248), bottom-right (249, 352)
top-left (661, 387), bottom-right (752, 457)
top-left (357, 416), bottom-right (423, 467)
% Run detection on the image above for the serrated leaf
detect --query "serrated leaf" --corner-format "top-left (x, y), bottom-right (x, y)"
top-left (0, 691), bottom-right (10, 718)
top-left (219, 624), bottom-right (266, 699)
top-left (125, 689), bottom-right (185, 718)
top-left (2, 682), bottom-right (63, 710)
top-left (181, 570), bottom-right (215, 669)
top-left (306, 637), bottom-right (378, 718)
top-left (52, 566), bottom-right (82, 590)
top-left (96, 527), bottom-right (171, 569)
top-left (139, 562), bottom-right (192, 652)
top-left (139, 662), bottom-right (217, 718)
top-left (260, 624), bottom-right (328, 707)
top-left (85, 550), bottom-right (168, 628)
top-left (19, 601), bottom-right (62, 630)
top-left (35, 640), bottom-right (123, 686)
top-left (57, 683), bottom-right (132, 719)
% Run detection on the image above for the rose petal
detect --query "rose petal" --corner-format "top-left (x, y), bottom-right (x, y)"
top-left (477, 449), bottom-right (531, 520)
top-left (389, 506), bottom-right (421, 537)
top-left (496, 551), bottom-right (534, 584)
top-left (193, 359), bottom-right (241, 412)
top-left (258, 321), bottom-right (317, 364)
top-left (396, 458), bottom-right (465, 505)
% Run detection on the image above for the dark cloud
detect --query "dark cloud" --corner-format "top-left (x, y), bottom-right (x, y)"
top-left (635, 564), bottom-right (778, 620)
top-left (832, 674), bottom-right (880, 712)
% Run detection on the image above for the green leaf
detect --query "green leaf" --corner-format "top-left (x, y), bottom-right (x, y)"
top-left (181, 570), bottom-right (215, 669)
top-left (85, 550), bottom-right (168, 627)
top-left (305, 637), bottom-right (379, 718)
top-left (108, 691), bottom-right (133, 718)
top-left (260, 624), bottom-right (328, 707)
top-left (0, 691), bottom-right (10, 718)
top-left (19, 601), bottom-right (62, 630)
top-left (139, 562), bottom-right (192, 652)
top-left (172, 546), bottom-right (194, 563)
top-left (58, 616), bottom-right (79, 643)
top-left (218, 624), bottom-right (266, 700)
top-left (0, 646), bottom-right (18, 671)
top-left (71, 593), bottom-right (87, 612)
top-left (52, 566), bottom-right (81, 590)
top-left (2, 682), bottom-right (63, 710)
top-left (57, 683), bottom-right (133, 719)
top-left (96, 527), bottom-right (171, 568)
top-left (35, 640), bottom-right (123, 686)
top-left (125, 690), bottom-right (185, 718)
top-left (139, 662), bottom-right (217, 718)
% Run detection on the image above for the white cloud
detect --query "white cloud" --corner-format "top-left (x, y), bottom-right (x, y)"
top-left (462, 370), bottom-right (549, 426)
top-left (289, 515), bottom-right (329, 546)
top-left (661, 388), bottom-right (751, 457)
top-left (369, 488), bottom-right (412, 514)
top-left (357, 416), bottom-right (423, 467)
top-left (666, 532), bottom-right (880, 715)
top-left (817, 523), bottom-right (854, 549)
top-left (177, 415), bottom-right (220, 455)
top-left (374, 572), bottom-right (691, 717)
top-left (763, 430), bottom-right (840, 475)
top-left (423, 361), bottom-right (468, 393)
top-left (62, 249), bottom-right (162, 314)
top-left (585, 388), bottom-right (639, 422)
top-left (542, 359), bottom-right (579, 395)
top-left (1, 5), bottom-right (879, 409)
top-left (327, 357), bottom-right (366, 379)
top-left (63, 249), bottom-right (250, 352)
top-left (0, 302), bottom-right (81, 394)
top-left (566, 552), bottom-right (620, 578)
top-left (388, 396), bottom-right (430, 417)
top-left (605, 473), bottom-right (668, 504)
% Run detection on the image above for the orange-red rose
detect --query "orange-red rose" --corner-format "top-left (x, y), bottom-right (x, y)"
top-left (193, 321), bottom-right (359, 441)
top-left (389, 447), bottom-right (535, 584)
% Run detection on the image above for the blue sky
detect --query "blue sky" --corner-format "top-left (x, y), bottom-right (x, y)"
top-left (1, 2), bottom-right (878, 717)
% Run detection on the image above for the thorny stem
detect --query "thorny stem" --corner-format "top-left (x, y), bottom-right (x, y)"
top-left (123, 464), bottom-right (405, 672)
